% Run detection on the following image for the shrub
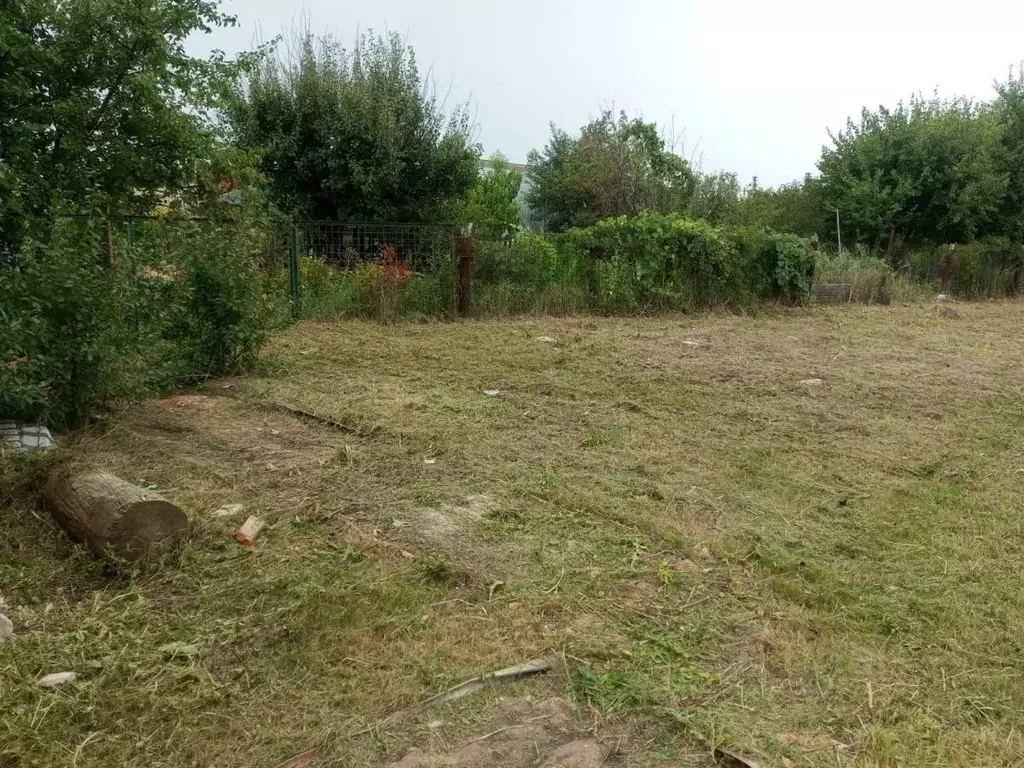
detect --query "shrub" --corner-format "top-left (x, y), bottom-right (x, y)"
top-left (771, 233), bottom-right (815, 298)
top-left (816, 250), bottom-right (892, 304)
top-left (908, 238), bottom-right (1024, 298)
top-left (0, 215), bottom-right (283, 427)
top-left (577, 214), bottom-right (818, 311)
top-left (0, 220), bottom-right (148, 426)
top-left (580, 213), bottom-right (745, 310)
top-left (177, 242), bottom-right (271, 375)
top-left (474, 233), bottom-right (588, 315)
top-left (721, 226), bottom-right (816, 300)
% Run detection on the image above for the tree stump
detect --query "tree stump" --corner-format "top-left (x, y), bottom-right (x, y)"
top-left (42, 470), bottom-right (188, 560)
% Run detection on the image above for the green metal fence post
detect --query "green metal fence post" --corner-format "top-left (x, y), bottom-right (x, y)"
top-left (290, 224), bottom-right (301, 318)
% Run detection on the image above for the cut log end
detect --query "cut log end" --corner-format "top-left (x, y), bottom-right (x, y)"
top-left (114, 501), bottom-right (190, 559)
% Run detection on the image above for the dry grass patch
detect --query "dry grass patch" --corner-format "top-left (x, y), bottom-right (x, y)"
top-left (2, 300), bottom-right (1024, 766)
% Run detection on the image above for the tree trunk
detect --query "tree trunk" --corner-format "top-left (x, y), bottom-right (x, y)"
top-left (43, 470), bottom-right (188, 561)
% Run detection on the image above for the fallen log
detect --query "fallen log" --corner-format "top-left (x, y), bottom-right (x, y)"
top-left (42, 470), bottom-right (188, 560)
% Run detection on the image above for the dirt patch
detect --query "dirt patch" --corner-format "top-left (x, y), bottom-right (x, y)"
top-left (384, 698), bottom-right (607, 768)
top-left (413, 494), bottom-right (500, 538)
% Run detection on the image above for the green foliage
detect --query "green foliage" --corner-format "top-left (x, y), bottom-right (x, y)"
top-left (473, 233), bottom-right (590, 315)
top-left (575, 214), bottom-right (815, 312)
top-left (719, 227), bottom-right (814, 299)
top-left (228, 29), bottom-right (480, 223)
top-left (688, 172), bottom-right (741, 226)
top-left (284, 257), bottom-right (450, 322)
top-left (0, 219), bottom-right (145, 425)
top-left (582, 214), bottom-right (743, 310)
top-left (909, 237), bottom-right (1024, 298)
top-left (0, 214), bottom-right (285, 427)
top-left (176, 243), bottom-right (270, 375)
top-left (818, 95), bottom-right (1008, 257)
top-left (463, 154), bottom-right (523, 240)
top-left (771, 233), bottom-right (815, 297)
top-left (993, 67), bottom-right (1024, 243)
top-left (0, 0), bottom-right (254, 252)
top-left (527, 111), bottom-right (695, 231)
top-left (730, 175), bottom-right (829, 239)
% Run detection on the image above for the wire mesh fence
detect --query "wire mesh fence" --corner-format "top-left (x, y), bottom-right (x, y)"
top-left (5, 216), bottom-right (469, 320)
top-left (294, 221), bottom-right (458, 275)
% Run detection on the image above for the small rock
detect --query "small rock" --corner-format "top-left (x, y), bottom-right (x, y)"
top-left (936, 293), bottom-right (954, 302)
top-left (426, 719), bottom-right (443, 730)
top-left (37, 671), bottom-right (77, 688)
top-left (0, 613), bottom-right (13, 644)
top-left (482, 389), bottom-right (506, 397)
top-left (212, 503), bottom-right (244, 518)
top-left (423, 458), bottom-right (437, 465)
top-left (682, 339), bottom-right (701, 346)
top-left (536, 336), bottom-right (557, 344)
top-left (799, 378), bottom-right (823, 386)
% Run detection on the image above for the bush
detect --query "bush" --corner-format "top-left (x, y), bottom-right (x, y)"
top-left (178, 243), bottom-right (271, 374)
top-left (0, 215), bottom-right (284, 427)
top-left (575, 214), bottom-right (815, 312)
top-left (474, 233), bottom-right (589, 316)
top-left (287, 256), bottom-right (451, 322)
top-left (771, 233), bottom-right (815, 297)
top-left (0, 220), bottom-right (147, 426)
top-left (721, 226), bottom-right (817, 300)
top-left (580, 214), bottom-right (744, 310)
top-left (908, 238), bottom-right (1023, 298)
top-left (815, 250), bottom-right (892, 303)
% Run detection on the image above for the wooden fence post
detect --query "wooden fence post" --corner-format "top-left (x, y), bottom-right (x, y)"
top-left (289, 224), bottom-right (301, 318)
top-left (456, 235), bottom-right (473, 317)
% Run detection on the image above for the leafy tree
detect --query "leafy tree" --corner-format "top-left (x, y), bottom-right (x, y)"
top-left (526, 111), bottom-right (695, 231)
top-left (227, 30), bottom-right (480, 223)
top-left (993, 67), bottom-right (1024, 243)
top-left (463, 153), bottom-right (523, 240)
top-left (688, 171), bottom-right (741, 226)
top-left (731, 175), bottom-right (828, 239)
top-left (818, 95), bottom-right (1008, 259)
top-left (0, 0), bottom-right (251, 251)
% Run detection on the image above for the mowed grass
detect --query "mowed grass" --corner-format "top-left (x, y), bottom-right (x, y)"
top-left (2, 301), bottom-right (1024, 767)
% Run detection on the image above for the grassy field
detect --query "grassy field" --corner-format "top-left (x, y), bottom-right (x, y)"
top-left (2, 300), bottom-right (1024, 767)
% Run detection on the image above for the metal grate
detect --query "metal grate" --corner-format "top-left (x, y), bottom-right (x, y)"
top-left (296, 222), bottom-right (457, 274)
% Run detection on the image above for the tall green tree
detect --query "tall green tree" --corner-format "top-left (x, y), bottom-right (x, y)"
top-left (526, 111), bottom-right (695, 231)
top-left (227, 30), bottom-right (480, 223)
top-left (688, 171), bottom-right (741, 226)
top-left (730, 175), bottom-right (828, 238)
top-left (463, 154), bottom-right (523, 240)
top-left (818, 95), bottom-right (1008, 259)
top-left (0, 0), bottom-right (250, 251)
top-left (993, 67), bottom-right (1024, 243)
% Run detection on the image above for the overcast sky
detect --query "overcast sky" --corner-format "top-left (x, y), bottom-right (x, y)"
top-left (198, 0), bottom-right (1024, 187)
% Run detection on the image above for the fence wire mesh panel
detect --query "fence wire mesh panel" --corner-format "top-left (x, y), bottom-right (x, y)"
top-left (296, 221), bottom-right (457, 274)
